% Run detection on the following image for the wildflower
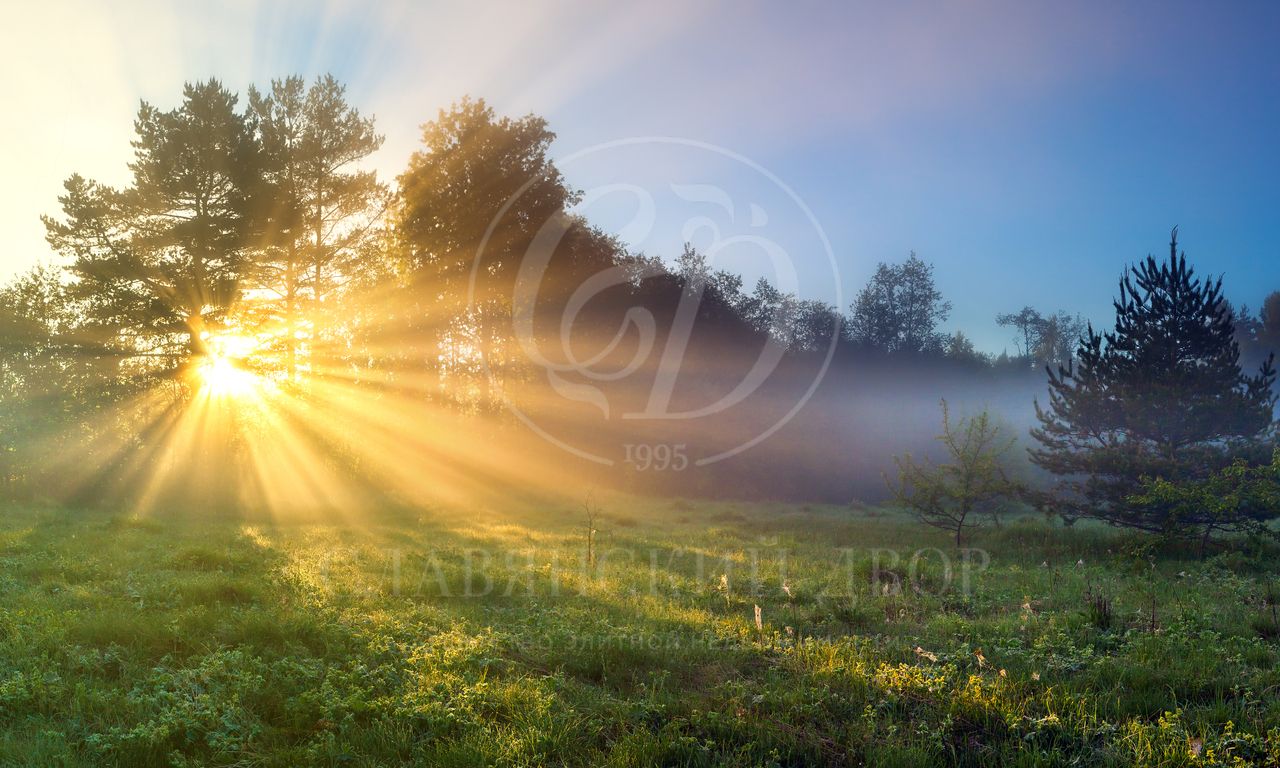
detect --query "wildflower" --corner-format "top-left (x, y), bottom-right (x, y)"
top-left (1076, 559), bottom-right (1085, 567)
top-left (1040, 561), bottom-right (1048, 568)
top-left (999, 668), bottom-right (1007, 678)
top-left (1031, 671), bottom-right (1041, 681)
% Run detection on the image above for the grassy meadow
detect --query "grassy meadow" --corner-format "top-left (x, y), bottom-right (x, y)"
top-left (1, 499), bottom-right (1279, 767)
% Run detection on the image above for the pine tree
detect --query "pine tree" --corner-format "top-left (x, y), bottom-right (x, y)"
top-left (43, 80), bottom-right (259, 373)
top-left (1031, 230), bottom-right (1276, 534)
top-left (247, 75), bottom-right (385, 377)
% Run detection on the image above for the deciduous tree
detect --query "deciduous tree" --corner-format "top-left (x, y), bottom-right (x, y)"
top-left (890, 401), bottom-right (1020, 546)
top-left (848, 253), bottom-right (951, 354)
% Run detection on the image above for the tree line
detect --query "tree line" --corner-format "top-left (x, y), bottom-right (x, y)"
top-left (2, 75), bottom-right (1279, 548)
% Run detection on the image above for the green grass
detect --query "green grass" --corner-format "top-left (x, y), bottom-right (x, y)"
top-left (1, 499), bottom-right (1279, 766)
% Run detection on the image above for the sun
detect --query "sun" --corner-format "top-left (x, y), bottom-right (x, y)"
top-left (192, 332), bottom-right (266, 397)
top-left (195, 353), bottom-right (256, 396)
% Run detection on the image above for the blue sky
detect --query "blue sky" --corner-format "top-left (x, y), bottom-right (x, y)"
top-left (4, 0), bottom-right (1279, 351)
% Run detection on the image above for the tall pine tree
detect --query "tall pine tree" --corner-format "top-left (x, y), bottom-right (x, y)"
top-left (247, 74), bottom-right (385, 377)
top-left (43, 80), bottom-right (260, 374)
top-left (1031, 230), bottom-right (1276, 534)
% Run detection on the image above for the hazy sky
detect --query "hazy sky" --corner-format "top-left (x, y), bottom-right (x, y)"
top-left (3, 0), bottom-right (1279, 351)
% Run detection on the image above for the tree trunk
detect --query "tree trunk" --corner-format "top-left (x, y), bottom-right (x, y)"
top-left (285, 242), bottom-right (298, 380)
top-left (186, 313), bottom-right (208, 358)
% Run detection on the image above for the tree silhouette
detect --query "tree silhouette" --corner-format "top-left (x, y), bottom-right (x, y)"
top-left (997, 307), bottom-right (1085, 369)
top-left (247, 75), bottom-right (385, 376)
top-left (996, 306), bottom-right (1043, 358)
top-left (394, 98), bottom-right (579, 407)
top-left (396, 98), bottom-right (575, 309)
top-left (43, 80), bottom-right (259, 375)
top-left (1033, 311), bottom-right (1086, 371)
top-left (1257, 291), bottom-right (1280, 364)
top-left (1031, 230), bottom-right (1276, 534)
top-left (848, 253), bottom-right (951, 354)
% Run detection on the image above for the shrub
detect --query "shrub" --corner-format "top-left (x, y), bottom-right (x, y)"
top-left (889, 401), bottom-right (1021, 546)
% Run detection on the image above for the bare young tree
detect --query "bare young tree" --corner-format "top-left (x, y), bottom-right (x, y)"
top-left (581, 494), bottom-right (603, 570)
